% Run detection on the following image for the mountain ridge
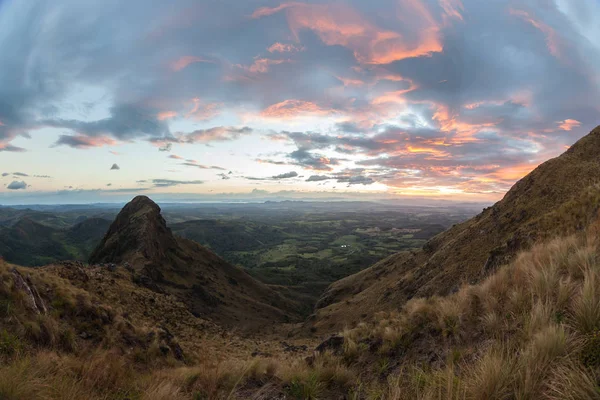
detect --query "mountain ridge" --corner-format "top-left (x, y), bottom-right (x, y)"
top-left (309, 125), bottom-right (600, 333)
top-left (88, 195), bottom-right (302, 329)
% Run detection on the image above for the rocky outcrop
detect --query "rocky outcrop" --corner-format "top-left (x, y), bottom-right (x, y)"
top-left (10, 267), bottom-right (47, 314)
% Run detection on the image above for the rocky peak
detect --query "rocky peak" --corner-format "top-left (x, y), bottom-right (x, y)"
top-left (88, 196), bottom-right (178, 268)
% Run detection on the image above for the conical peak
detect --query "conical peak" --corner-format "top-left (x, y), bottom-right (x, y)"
top-left (121, 196), bottom-right (161, 215)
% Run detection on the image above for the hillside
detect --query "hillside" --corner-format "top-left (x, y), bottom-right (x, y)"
top-left (89, 195), bottom-right (302, 329)
top-left (3, 202), bottom-right (600, 398)
top-left (0, 217), bottom-right (111, 266)
top-left (310, 126), bottom-right (600, 333)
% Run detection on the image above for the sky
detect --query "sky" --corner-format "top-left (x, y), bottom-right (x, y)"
top-left (0, 0), bottom-right (599, 204)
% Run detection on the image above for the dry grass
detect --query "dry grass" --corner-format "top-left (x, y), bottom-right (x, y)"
top-left (4, 223), bottom-right (600, 398)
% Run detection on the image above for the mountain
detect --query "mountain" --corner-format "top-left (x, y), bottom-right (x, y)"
top-left (310, 126), bottom-right (600, 333)
top-left (89, 195), bottom-right (301, 328)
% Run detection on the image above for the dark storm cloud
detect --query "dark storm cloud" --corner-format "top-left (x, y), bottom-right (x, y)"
top-left (110, 163), bottom-right (120, 170)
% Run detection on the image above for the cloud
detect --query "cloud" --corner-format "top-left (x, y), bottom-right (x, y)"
top-left (268, 42), bottom-right (304, 53)
top-left (0, 0), bottom-right (599, 198)
top-left (273, 171), bottom-right (298, 179)
top-left (0, 144), bottom-right (26, 152)
top-left (245, 171), bottom-right (299, 181)
top-left (558, 119), bottom-right (581, 131)
top-left (53, 135), bottom-right (116, 149)
top-left (151, 179), bottom-right (204, 187)
top-left (7, 181), bottom-right (27, 190)
top-left (1, 173), bottom-right (8, 177)
top-left (43, 104), bottom-right (170, 141)
top-left (151, 126), bottom-right (253, 146)
top-left (180, 160), bottom-right (226, 170)
top-left (110, 163), bottom-right (120, 170)
top-left (306, 175), bottom-right (331, 182)
top-left (260, 100), bottom-right (336, 119)
top-left (159, 143), bottom-right (173, 152)
top-left (170, 56), bottom-right (214, 72)
top-left (107, 183), bottom-right (112, 186)
top-left (336, 175), bottom-right (375, 185)
top-left (33, 175), bottom-right (52, 178)
top-left (168, 154), bottom-right (183, 159)
top-left (12, 172), bottom-right (28, 177)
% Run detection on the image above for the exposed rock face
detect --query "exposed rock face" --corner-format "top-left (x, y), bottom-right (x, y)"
top-left (11, 268), bottom-right (47, 315)
top-left (310, 126), bottom-right (600, 333)
top-left (89, 196), bottom-right (301, 329)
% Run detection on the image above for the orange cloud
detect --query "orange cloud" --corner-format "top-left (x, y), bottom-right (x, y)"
top-left (557, 119), bottom-right (581, 131)
top-left (485, 163), bottom-right (537, 181)
top-left (406, 145), bottom-right (449, 157)
top-left (170, 56), bottom-right (212, 72)
top-left (252, 2), bottom-right (443, 64)
top-left (432, 103), bottom-right (498, 142)
top-left (510, 9), bottom-right (562, 60)
top-left (260, 100), bottom-right (336, 119)
top-left (157, 111), bottom-right (177, 121)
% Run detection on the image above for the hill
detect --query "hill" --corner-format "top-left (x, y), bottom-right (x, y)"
top-left (310, 126), bottom-right (600, 333)
top-left (0, 217), bottom-right (111, 266)
top-left (89, 195), bottom-right (302, 329)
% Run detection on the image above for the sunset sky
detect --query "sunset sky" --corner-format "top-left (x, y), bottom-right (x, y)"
top-left (0, 0), bottom-right (599, 204)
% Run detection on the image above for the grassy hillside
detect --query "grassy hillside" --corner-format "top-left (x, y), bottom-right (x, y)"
top-left (0, 217), bottom-right (111, 266)
top-left (311, 126), bottom-right (600, 333)
top-left (2, 217), bottom-right (600, 398)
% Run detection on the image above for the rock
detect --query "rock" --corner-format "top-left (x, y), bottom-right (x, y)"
top-left (281, 341), bottom-right (308, 353)
top-left (10, 268), bottom-right (47, 315)
top-left (315, 334), bottom-right (344, 355)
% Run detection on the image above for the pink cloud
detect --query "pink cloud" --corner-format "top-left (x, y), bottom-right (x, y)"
top-left (557, 119), bottom-right (581, 131)
top-left (267, 42), bottom-right (304, 53)
top-left (252, 2), bottom-right (446, 65)
top-left (510, 9), bottom-right (562, 60)
top-left (260, 99), bottom-right (337, 119)
top-left (170, 56), bottom-right (213, 72)
top-left (157, 111), bottom-right (178, 121)
top-left (186, 98), bottom-right (222, 121)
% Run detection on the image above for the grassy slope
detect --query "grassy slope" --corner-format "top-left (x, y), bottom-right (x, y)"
top-left (3, 215), bottom-right (600, 398)
top-left (311, 126), bottom-right (600, 334)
